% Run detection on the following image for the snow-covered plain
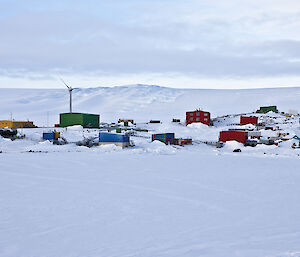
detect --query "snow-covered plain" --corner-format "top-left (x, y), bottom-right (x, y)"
top-left (1, 85), bottom-right (300, 257)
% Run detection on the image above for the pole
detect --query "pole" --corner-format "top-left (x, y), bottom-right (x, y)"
top-left (69, 90), bottom-right (72, 113)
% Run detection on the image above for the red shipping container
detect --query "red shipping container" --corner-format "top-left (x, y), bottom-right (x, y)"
top-left (186, 110), bottom-right (210, 125)
top-left (219, 131), bottom-right (248, 144)
top-left (240, 116), bottom-right (258, 125)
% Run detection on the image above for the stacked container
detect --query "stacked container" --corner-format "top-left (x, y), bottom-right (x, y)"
top-left (152, 133), bottom-right (175, 144)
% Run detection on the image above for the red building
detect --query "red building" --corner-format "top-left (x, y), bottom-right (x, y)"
top-left (219, 131), bottom-right (248, 144)
top-left (186, 110), bottom-right (210, 125)
top-left (240, 116), bottom-right (258, 125)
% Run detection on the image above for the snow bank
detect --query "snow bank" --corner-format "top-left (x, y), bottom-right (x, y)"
top-left (222, 141), bottom-right (244, 151)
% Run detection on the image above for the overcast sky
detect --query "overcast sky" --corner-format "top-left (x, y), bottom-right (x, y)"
top-left (0, 0), bottom-right (300, 89)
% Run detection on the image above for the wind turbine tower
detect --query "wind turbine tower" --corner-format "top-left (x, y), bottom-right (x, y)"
top-left (60, 79), bottom-right (78, 113)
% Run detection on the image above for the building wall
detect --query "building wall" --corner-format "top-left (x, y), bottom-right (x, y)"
top-left (0, 120), bottom-right (35, 128)
top-left (12, 121), bottom-right (35, 128)
top-left (99, 132), bottom-right (130, 143)
top-left (60, 113), bottom-right (100, 128)
top-left (257, 106), bottom-right (278, 113)
top-left (0, 120), bottom-right (13, 128)
top-left (60, 113), bottom-right (83, 127)
top-left (219, 131), bottom-right (248, 144)
top-left (240, 116), bottom-right (258, 125)
top-left (186, 110), bottom-right (210, 125)
top-left (82, 114), bottom-right (100, 128)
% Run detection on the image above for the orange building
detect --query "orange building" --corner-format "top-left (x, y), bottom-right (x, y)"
top-left (0, 120), bottom-right (36, 128)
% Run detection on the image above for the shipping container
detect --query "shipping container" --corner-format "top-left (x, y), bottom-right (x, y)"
top-left (43, 132), bottom-right (60, 141)
top-left (174, 138), bottom-right (192, 146)
top-left (248, 131), bottom-right (261, 138)
top-left (219, 131), bottom-right (248, 144)
top-left (240, 116), bottom-right (258, 125)
top-left (152, 133), bottom-right (175, 143)
top-left (60, 113), bottom-right (100, 128)
top-left (99, 132), bottom-right (130, 148)
top-left (259, 138), bottom-right (275, 145)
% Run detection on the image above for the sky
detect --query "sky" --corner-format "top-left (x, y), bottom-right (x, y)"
top-left (0, 0), bottom-right (300, 89)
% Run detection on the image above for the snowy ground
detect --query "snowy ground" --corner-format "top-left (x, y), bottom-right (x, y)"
top-left (1, 151), bottom-right (300, 257)
top-left (1, 85), bottom-right (300, 257)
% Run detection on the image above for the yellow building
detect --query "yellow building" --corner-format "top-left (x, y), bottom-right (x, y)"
top-left (0, 120), bottom-right (36, 128)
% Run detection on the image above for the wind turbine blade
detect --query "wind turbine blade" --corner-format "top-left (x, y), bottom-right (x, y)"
top-left (60, 78), bottom-right (70, 89)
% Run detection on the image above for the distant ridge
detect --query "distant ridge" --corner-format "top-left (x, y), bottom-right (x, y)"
top-left (0, 85), bottom-right (300, 126)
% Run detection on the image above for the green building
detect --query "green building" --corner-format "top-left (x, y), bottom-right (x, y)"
top-left (59, 113), bottom-right (100, 128)
top-left (256, 106), bottom-right (278, 114)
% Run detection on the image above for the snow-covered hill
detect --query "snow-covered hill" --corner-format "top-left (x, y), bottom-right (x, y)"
top-left (1, 84), bottom-right (300, 125)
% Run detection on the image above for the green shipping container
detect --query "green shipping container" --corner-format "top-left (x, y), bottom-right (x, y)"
top-left (59, 113), bottom-right (100, 128)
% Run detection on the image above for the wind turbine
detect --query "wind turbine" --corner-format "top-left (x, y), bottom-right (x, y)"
top-left (60, 79), bottom-right (78, 113)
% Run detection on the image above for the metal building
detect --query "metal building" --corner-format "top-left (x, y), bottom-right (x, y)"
top-left (256, 106), bottom-right (278, 114)
top-left (59, 113), bottom-right (100, 128)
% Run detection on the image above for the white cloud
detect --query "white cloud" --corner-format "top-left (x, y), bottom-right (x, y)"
top-left (0, 0), bottom-right (300, 88)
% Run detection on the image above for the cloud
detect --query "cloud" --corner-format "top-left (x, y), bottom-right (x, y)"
top-left (0, 0), bottom-right (300, 87)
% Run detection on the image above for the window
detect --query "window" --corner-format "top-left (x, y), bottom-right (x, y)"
top-left (190, 118), bottom-right (193, 121)
top-left (204, 118), bottom-right (208, 121)
top-left (204, 113), bottom-right (208, 116)
top-left (190, 112), bottom-right (194, 116)
top-left (196, 112), bottom-right (200, 116)
top-left (196, 118), bottom-right (200, 121)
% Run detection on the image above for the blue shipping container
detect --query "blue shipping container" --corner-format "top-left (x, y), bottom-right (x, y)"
top-left (99, 132), bottom-right (130, 143)
top-left (43, 132), bottom-right (55, 140)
